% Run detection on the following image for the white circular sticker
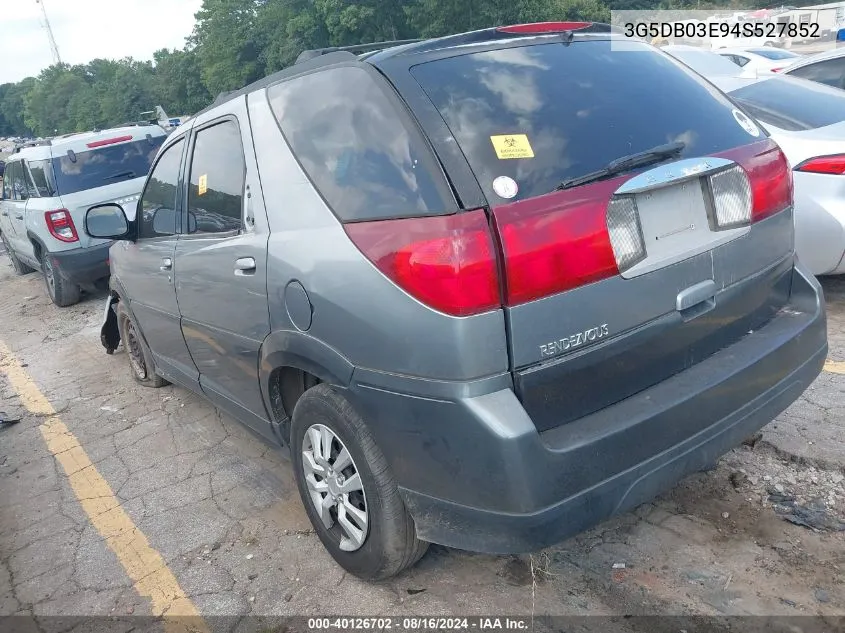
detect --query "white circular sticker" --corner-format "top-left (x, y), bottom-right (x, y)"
top-left (492, 176), bottom-right (519, 199)
top-left (732, 109), bottom-right (761, 137)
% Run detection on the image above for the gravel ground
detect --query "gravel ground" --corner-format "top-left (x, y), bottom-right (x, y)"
top-left (0, 256), bottom-right (843, 630)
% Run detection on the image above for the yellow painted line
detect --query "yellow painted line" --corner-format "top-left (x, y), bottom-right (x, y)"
top-left (0, 341), bottom-right (208, 633)
top-left (824, 359), bottom-right (845, 374)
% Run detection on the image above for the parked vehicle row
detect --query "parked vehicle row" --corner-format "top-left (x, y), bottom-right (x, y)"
top-left (663, 45), bottom-right (845, 276)
top-left (68, 23), bottom-right (827, 580)
top-left (717, 46), bottom-right (804, 74)
top-left (0, 125), bottom-right (166, 305)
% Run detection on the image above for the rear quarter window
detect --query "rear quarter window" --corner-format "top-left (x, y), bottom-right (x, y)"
top-left (27, 159), bottom-right (57, 197)
top-left (266, 65), bottom-right (455, 222)
top-left (748, 48), bottom-right (801, 61)
top-left (785, 57), bottom-right (845, 90)
top-left (51, 136), bottom-right (165, 196)
top-left (410, 41), bottom-right (759, 203)
top-left (728, 76), bottom-right (845, 131)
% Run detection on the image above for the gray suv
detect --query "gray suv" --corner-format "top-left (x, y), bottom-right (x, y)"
top-left (84, 23), bottom-right (828, 580)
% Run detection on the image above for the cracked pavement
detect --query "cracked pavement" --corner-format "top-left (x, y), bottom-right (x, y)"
top-left (0, 260), bottom-right (843, 630)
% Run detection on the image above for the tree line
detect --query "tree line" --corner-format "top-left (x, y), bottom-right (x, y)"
top-left (0, 0), bottom-right (773, 138)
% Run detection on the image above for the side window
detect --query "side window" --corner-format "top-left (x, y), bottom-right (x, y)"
top-left (267, 66), bottom-right (452, 222)
top-left (22, 165), bottom-right (39, 199)
top-left (2, 163), bottom-right (11, 200)
top-left (138, 138), bottom-right (185, 239)
top-left (185, 120), bottom-right (245, 235)
top-left (734, 55), bottom-right (750, 67)
top-left (788, 58), bottom-right (845, 89)
top-left (6, 162), bottom-right (26, 201)
top-left (26, 160), bottom-right (57, 198)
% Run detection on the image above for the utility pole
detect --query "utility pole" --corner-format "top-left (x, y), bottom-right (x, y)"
top-left (35, 0), bottom-right (62, 66)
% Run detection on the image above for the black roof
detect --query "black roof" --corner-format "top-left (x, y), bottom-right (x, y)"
top-left (190, 51), bottom-right (359, 119)
top-left (365, 22), bottom-right (616, 62)
top-left (190, 23), bottom-right (617, 117)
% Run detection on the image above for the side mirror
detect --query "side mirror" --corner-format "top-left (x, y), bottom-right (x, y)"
top-left (85, 204), bottom-right (130, 240)
top-left (151, 207), bottom-right (177, 235)
top-left (187, 211), bottom-right (197, 234)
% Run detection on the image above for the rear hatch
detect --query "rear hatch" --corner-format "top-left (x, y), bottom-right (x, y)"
top-left (406, 35), bottom-right (796, 431)
top-left (43, 133), bottom-right (164, 248)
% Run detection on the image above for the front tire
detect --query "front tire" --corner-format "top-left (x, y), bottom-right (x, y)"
top-left (291, 385), bottom-right (428, 580)
top-left (1, 233), bottom-right (34, 276)
top-left (116, 302), bottom-right (168, 388)
top-left (42, 253), bottom-right (80, 307)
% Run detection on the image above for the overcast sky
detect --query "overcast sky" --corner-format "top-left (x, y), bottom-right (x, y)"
top-left (0, 0), bottom-right (203, 84)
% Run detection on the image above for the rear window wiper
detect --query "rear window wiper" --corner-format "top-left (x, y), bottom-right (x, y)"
top-left (555, 142), bottom-right (686, 192)
top-left (104, 170), bottom-right (136, 181)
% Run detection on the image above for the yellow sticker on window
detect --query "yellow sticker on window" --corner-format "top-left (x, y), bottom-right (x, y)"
top-left (198, 174), bottom-right (208, 196)
top-left (490, 134), bottom-right (535, 160)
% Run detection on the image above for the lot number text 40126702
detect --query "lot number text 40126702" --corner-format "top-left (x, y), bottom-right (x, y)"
top-left (307, 617), bottom-right (530, 631)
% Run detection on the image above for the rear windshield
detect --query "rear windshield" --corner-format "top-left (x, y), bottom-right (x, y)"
top-left (411, 41), bottom-right (761, 203)
top-left (51, 136), bottom-right (165, 196)
top-left (727, 77), bottom-right (845, 131)
top-left (747, 48), bottom-right (800, 60)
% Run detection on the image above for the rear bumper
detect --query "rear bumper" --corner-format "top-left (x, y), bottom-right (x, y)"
top-left (348, 261), bottom-right (827, 554)
top-left (49, 243), bottom-right (111, 286)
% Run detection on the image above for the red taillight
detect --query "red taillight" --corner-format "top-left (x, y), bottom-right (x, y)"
top-left (716, 139), bottom-right (792, 223)
top-left (344, 209), bottom-right (500, 317)
top-left (497, 22), bottom-right (592, 34)
top-left (44, 209), bottom-right (79, 243)
top-left (86, 135), bottom-right (133, 149)
top-left (492, 178), bottom-right (626, 306)
top-left (794, 154), bottom-right (845, 175)
top-left (771, 67), bottom-right (784, 72)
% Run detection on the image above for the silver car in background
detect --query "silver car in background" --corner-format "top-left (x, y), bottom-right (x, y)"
top-left (664, 45), bottom-right (845, 276)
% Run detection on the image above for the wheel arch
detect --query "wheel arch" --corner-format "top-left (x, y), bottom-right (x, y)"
top-left (259, 330), bottom-right (355, 444)
top-left (26, 230), bottom-right (46, 262)
top-left (100, 276), bottom-right (133, 353)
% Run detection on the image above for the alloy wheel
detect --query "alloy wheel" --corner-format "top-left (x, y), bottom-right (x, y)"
top-left (301, 423), bottom-right (369, 552)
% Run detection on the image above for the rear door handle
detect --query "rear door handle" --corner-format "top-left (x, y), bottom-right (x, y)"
top-left (677, 279), bottom-right (717, 321)
top-left (160, 257), bottom-right (173, 271)
top-left (234, 257), bottom-right (256, 276)
top-left (14, 214), bottom-right (23, 220)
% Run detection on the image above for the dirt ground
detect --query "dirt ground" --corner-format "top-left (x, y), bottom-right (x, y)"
top-left (0, 256), bottom-right (843, 632)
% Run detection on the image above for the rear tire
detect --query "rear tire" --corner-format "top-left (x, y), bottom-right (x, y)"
top-left (42, 253), bottom-right (80, 307)
top-left (116, 302), bottom-right (168, 388)
top-left (1, 233), bottom-right (34, 276)
top-left (291, 385), bottom-right (428, 580)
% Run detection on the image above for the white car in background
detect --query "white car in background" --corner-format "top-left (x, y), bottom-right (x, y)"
top-left (664, 45), bottom-right (845, 276)
top-left (662, 45), bottom-right (759, 78)
top-left (781, 47), bottom-right (845, 91)
top-left (718, 46), bottom-right (804, 75)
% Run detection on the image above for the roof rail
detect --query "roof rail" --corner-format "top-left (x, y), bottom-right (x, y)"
top-left (190, 51), bottom-right (359, 120)
top-left (116, 121), bottom-right (160, 128)
top-left (362, 22), bottom-right (616, 60)
top-left (13, 139), bottom-right (51, 152)
top-left (296, 39), bottom-right (423, 63)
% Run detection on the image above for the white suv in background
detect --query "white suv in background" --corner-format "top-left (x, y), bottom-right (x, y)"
top-left (0, 125), bottom-right (166, 306)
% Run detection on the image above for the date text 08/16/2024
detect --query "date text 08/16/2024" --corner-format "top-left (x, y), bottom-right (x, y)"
top-left (307, 617), bottom-right (530, 631)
